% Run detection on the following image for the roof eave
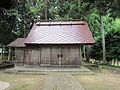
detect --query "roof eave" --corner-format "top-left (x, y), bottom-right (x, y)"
top-left (25, 42), bottom-right (95, 45)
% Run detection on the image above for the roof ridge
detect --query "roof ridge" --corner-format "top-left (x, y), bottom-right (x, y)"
top-left (36, 21), bottom-right (86, 26)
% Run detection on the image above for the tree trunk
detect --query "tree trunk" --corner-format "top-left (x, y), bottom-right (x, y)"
top-left (83, 45), bottom-right (86, 60)
top-left (45, 0), bottom-right (48, 21)
top-left (80, 47), bottom-right (82, 66)
top-left (23, 24), bottom-right (26, 37)
top-left (86, 45), bottom-right (91, 62)
top-left (1, 46), bottom-right (3, 61)
top-left (101, 16), bottom-right (106, 63)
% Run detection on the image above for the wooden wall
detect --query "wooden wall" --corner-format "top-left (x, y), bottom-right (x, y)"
top-left (15, 48), bottom-right (24, 66)
top-left (15, 45), bottom-right (82, 67)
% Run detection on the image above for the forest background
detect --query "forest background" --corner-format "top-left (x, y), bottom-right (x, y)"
top-left (0, 0), bottom-right (120, 64)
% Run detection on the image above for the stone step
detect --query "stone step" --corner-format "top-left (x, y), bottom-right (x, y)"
top-left (6, 66), bottom-right (95, 75)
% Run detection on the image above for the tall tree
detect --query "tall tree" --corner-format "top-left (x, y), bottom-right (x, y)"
top-left (87, 0), bottom-right (120, 63)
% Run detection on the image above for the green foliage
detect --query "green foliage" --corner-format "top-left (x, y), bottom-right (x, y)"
top-left (48, 0), bottom-right (92, 20)
top-left (0, 0), bottom-right (36, 45)
top-left (91, 18), bottom-right (120, 61)
top-left (87, 10), bottom-right (101, 39)
top-left (0, 13), bottom-right (17, 45)
top-left (0, 0), bottom-right (120, 62)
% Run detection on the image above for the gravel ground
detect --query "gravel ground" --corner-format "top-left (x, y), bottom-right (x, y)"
top-left (0, 81), bottom-right (10, 90)
top-left (42, 73), bottom-right (85, 90)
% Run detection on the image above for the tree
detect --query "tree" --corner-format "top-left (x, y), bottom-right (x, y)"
top-left (85, 0), bottom-right (120, 63)
top-left (0, 0), bottom-right (120, 62)
top-left (91, 18), bottom-right (120, 62)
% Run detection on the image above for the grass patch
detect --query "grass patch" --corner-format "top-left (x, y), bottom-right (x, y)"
top-left (0, 73), bottom-right (46, 90)
top-left (75, 70), bottom-right (120, 90)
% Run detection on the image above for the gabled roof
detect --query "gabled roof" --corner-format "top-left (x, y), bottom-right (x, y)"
top-left (7, 21), bottom-right (95, 47)
top-left (25, 21), bottom-right (94, 44)
top-left (7, 38), bottom-right (26, 47)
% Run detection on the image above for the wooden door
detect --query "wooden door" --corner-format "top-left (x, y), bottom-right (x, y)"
top-left (40, 47), bottom-right (51, 65)
top-left (51, 46), bottom-right (80, 66)
top-left (31, 49), bottom-right (39, 65)
top-left (61, 47), bottom-right (70, 65)
top-left (51, 47), bottom-right (61, 65)
top-left (70, 47), bottom-right (80, 65)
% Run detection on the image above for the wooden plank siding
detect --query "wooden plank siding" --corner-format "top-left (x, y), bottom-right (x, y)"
top-left (24, 49), bottom-right (31, 65)
top-left (40, 47), bottom-right (51, 66)
top-left (70, 47), bottom-right (80, 65)
top-left (15, 46), bottom-right (82, 67)
top-left (15, 48), bottom-right (24, 66)
top-left (31, 49), bottom-right (39, 65)
top-left (61, 47), bottom-right (70, 65)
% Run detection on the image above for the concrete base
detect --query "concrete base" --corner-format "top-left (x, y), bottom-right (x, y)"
top-left (24, 65), bottom-right (81, 68)
top-left (15, 64), bottom-right (81, 68)
top-left (6, 66), bottom-right (94, 75)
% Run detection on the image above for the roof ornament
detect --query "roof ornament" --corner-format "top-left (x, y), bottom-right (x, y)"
top-left (60, 18), bottom-right (62, 25)
top-left (80, 17), bottom-right (83, 21)
top-left (36, 16), bottom-right (41, 25)
top-left (70, 18), bottom-right (72, 25)
top-left (49, 18), bottom-right (51, 26)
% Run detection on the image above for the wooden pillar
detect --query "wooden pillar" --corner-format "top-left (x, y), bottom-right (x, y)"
top-left (11, 48), bottom-right (14, 61)
top-left (86, 45), bottom-right (91, 62)
top-left (8, 47), bottom-right (12, 61)
top-left (83, 45), bottom-right (86, 60)
top-left (80, 47), bottom-right (82, 67)
top-left (1, 46), bottom-right (3, 61)
top-left (0, 46), bottom-right (2, 61)
top-left (23, 49), bottom-right (25, 66)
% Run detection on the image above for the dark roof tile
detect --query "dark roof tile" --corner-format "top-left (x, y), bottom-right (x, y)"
top-left (7, 38), bottom-right (26, 47)
top-left (25, 21), bottom-right (94, 44)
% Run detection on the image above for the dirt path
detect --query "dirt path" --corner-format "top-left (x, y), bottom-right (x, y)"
top-left (42, 73), bottom-right (85, 90)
